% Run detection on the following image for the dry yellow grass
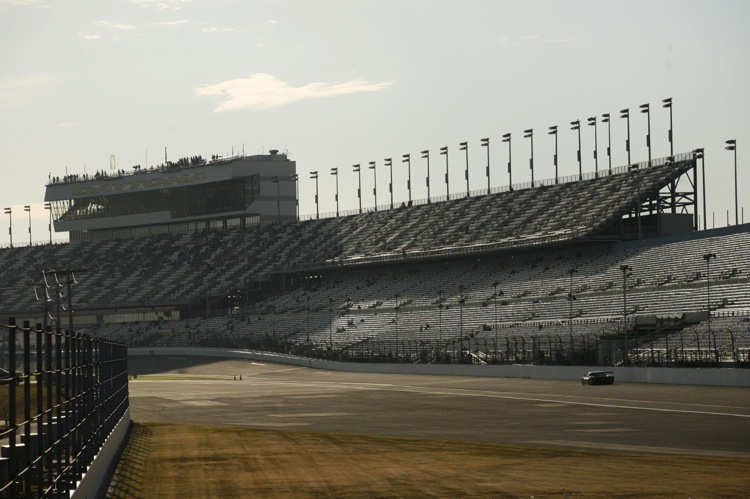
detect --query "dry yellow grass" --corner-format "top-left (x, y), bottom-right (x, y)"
top-left (105, 422), bottom-right (750, 498)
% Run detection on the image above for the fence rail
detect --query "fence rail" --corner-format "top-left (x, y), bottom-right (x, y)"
top-left (0, 317), bottom-right (129, 498)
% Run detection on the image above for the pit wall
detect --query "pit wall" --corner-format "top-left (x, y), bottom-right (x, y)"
top-left (71, 407), bottom-right (131, 499)
top-left (128, 347), bottom-right (750, 387)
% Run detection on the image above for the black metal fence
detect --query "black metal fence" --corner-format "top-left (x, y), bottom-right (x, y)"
top-left (0, 317), bottom-right (129, 498)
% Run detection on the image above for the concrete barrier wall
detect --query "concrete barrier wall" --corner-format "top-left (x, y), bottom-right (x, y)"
top-left (71, 407), bottom-right (131, 499)
top-left (129, 347), bottom-right (750, 387)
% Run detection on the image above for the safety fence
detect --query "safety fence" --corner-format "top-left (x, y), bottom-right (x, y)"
top-left (242, 334), bottom-right (750, 369)
top-left (0, 318), bottom-right (129, 498)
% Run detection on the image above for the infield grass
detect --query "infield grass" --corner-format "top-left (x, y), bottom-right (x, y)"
top-left (105, 421), bottom-right (750, 498)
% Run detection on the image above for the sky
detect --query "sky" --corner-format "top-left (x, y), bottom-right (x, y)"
top-left (1, 0), bottom-right (749, 245)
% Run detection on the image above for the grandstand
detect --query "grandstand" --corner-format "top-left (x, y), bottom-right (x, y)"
top-left (2, 150), bottom-right (749, 368)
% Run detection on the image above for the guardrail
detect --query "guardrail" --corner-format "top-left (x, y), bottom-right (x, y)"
top-left (0, 318), bottom-right (129, 498)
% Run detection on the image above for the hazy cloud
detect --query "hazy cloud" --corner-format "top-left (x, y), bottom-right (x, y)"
top-left (1, 0), bottom-right (46, 5)
top-left (499, 33), bottom-right (573, 48)
top-left (195, 73), bottom-right (391, 112)
top-left (202, 26), bottom-right (235, 33)
top-left (129, 0), bottom-right (188, 10)
top-left (156, 19), bottom-right (189, 27)
top-left (95, 20), bottom-right (136, 30)
top-left (78, 32), bottom-right (101, 40)
top-left (0, 75), bottom-right (53, 110)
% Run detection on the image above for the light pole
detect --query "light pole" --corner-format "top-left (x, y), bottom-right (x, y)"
top-left (460, 141), bottom-right (469, 196)
top-left (620, 264), bottom-right (632, 366)
top-left (524, 129), bottom-right (534, 186)
top-left (4, 207), bottom-right (11, 248)
top-left (353, 164), bottom-right (362, 214)
top-left (421, 150), bottom-right (431, 203)
top-left (290, 174), bottom-right (299, 220)
top-left (602, 113), bottom-right (612, 175)
top-left (492, 280), bottom-right (500, 362)
top-left (548, 126), bottom-right (558, 184)
top-left (329, 297), bottom-right (334, 350)
top-left (571, 120), bottom-right (582, 180)
top-left (310, 171), bottom-right (319, 219)
top-left (640, 103), bottom-right (651, 165)
top-left (330, 167), bottom-right (339, 216)
top-left (400, 154), bottom-right (411, 204)
top-left (620, 108), bottom-right (631, 165)
top-left (458, 284), bottom-right (466, 340)
top-left (480, 138), bottom-right (490, 194)
top-left (394, 293), bottom-right (400, 360)
top-left (271, 176), bottom-right (281, 221)
top-left (628, 164), bottom-right (642, 239)
top-left (725, 139), bottom-right (737, 225)
top-left (587, 117), bottom-right (598, 178)
top-left (568, 269), bottom-right (577, 339)
top-left (385, 158), bottom-right (393, 209)
top-left (24, 205), bottom-right (31, 246)
top-left (440, 146), bottom-right (449, 198)
top-left (693, 148), bottom-right (707, 230)
top-left (502, 133), bottom-right (512, 189)
top-left (369, 161), bottom-right (377, 211)
top-left (704, 253), bottom-right (718, 365)
top-left (44, 202), bottom-right (52, 245)
top-left (663, 98), bottom-right (676, 216)
top-left (662, 98), bottom-right (673, 156)
top-left (437, 290), bottom-right (444, 345)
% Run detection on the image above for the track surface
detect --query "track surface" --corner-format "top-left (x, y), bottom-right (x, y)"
top-left (128, 357), bottom-right (750, 458)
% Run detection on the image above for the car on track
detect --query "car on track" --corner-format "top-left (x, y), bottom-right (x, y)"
top-left (581, 371), bottom-right (614, 385)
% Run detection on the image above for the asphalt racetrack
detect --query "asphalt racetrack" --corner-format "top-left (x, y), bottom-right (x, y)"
top-left (128, 356), bottom-right (750, 458)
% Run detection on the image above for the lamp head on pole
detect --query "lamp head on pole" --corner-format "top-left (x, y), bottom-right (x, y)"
top-left (440, 146), bottom-right (448, 155)
top-left (548, 125), bottom-right (557, 135)
top-left (639, 103), bottom-right (650, 114)
top-left (570, 120), bottom-right (580, 131)
top-left (587, 117), bottom-right (596, 126)
top-left (384, 158), bottom-right (392, 167)
top-left (725, 139), bottom-right (736, 151)
top-left (24, 205), bottom-right (30, 212)
top-left (601, 113), bottom-right (610, 123)
top-left (620, 108), bottom-right (629, 119)
top-left (402, 153), bottom-right (410, 162)
top-left (523, 129), bottom-right (533, 138)
top-left (703, 253), bottom-right (716, 262)
top-left (501, 133), bottom-right (511, 142)
top-left (421, 149), bottom-right (429, 158)
top-left (352, 164), bottom-right (360, 172)
top-left (368, 161), bottom-right (376, 169)
top-left (662, 97), bottom-right (672, 109)
top-left (330, 167), bottom-right (338, 176)
top-left (4, 207), bottom-right (11, 215)
top-left (480, 138), bottom-right (489, 147)
top-left (459, 141), bottom-right (468, 151)
top-left (692, 148), bottom-right (704, 158)
top-left (310, 171), bottom-right (318, 179)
